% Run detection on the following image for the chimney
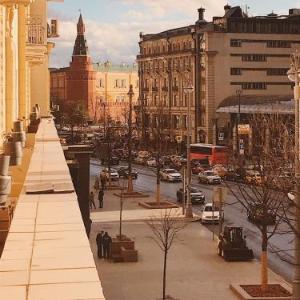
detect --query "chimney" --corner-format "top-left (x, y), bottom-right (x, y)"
top-left (224, 4), bottom-right (231, 14)
top-left (198, 7), bottom-right (205, 21)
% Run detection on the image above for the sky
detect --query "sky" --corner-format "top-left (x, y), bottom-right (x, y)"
top-left (48, 0), bottom-right (300, 68)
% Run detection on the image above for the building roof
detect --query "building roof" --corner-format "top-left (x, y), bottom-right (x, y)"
top-left (93, 62), bottom-right (138, 73)
top-left (216, 95), bottom-right (294, 115)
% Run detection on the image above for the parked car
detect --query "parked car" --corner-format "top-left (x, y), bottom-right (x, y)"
top-left (200, 203), bottom-right (220, 224)
top-left (101, 168), bottom-right (119, 181)
top-left (117, 167), bottom-right (138, 179)
top-left (134, 156), bottom-right (146, 165)
top-left (159, 168), bottom-right (182, 182)
top-left (212, 164), bottom-right (227, 178)
top-left (198, 171), bottom-right (221, 184)
top-left (101, 156), bottom-right (120, 165)
top-left (245, 170), bottom-right (262, 185)
top-left (146, 157), bottom-right (158, 167)
top-left (247, 203), bottom-right (276, 225)
top-left (176, 187), bottom-right (205, 205)
top-left (192, 164), bottom-right (205, 175)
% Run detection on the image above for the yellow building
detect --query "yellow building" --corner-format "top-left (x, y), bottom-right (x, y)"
top-left (93, 62), bottom-right (139, 123)
top-left (0, 0), bottom-right (59, 147)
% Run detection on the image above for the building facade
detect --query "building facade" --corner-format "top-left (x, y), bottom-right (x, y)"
top-left (137, 6), bottom-right (300, 146)
top-left (50, 15), bottom-right (139, 124)
top-left (0, 0), bottom-right (59, 147)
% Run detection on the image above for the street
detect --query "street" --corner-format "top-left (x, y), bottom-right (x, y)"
top-left (90, 161), bottom-right (294, 282)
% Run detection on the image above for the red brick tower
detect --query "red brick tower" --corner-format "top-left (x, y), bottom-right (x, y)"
top-left (66, 14), bottom-right (96, 118)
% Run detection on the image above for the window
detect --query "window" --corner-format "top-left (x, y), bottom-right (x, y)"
top-left (121, 79), bottom-right (126, 88)
top-left (230, 39), bottom-right (241, 47)
top-left (115, 79), bottom-right (120, 88)
top-left (267, 68), bottom-right (289, 76)
top-left (231, 68), bottom-right (242, 75)
top-left (173, 115), bottom-right (180, 129)
top-left (266, 40), bottom-right (291, 48)
top-left (241, 82), bottom-right (266, 90)
top-left (242, 54), bottom-right (266, 62)
top-left (173, 95), bottom-right (178, 107)
top-left (182, 115), bottom-right (187, 129)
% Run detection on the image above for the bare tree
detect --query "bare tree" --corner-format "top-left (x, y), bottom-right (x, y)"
top-left (225, 114), bottom-right (293, 292)
top-left (145, 210), bottom-right (187, 300)
top-left (151, 102), bottom-right (168, 204)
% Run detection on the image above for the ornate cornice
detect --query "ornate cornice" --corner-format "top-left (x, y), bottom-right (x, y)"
top-left (0, 0), bottom-right (33, 6)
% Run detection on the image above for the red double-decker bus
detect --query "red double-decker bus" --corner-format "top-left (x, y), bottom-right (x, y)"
top-left (190, 143), bottom-right (228, 165)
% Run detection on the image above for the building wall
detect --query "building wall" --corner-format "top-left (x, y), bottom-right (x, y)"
top-left (202, 31), bottom-right (296, 142)
top-left (138, 7), bottom-right (298, 146)
top-left (0, 6), bottom-right (5, 146)
top-left (94, 67), bottom-right (138, 123)
top-left (29, 0), bottom-right (51, 116)
top-left (137, 32), bottom-right (196, 143)
top-left (50, 65), bottom-right (139, 124)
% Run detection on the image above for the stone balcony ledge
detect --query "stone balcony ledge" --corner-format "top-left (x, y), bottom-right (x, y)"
top-left (0, 118), bottom-right (105, 300)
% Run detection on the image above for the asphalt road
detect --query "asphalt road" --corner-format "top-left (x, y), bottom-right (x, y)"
top-left (90, 160), bottom-right (294, 282)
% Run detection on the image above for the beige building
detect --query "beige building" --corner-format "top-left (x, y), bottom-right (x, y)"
top-left (93, 62), bottom-right (139, 123)
top-left (0, 0), bottom-right (59, 147)
top-left (137, 6), bottom-right (300, 145)
top-left (50, 61), bottom-right (139, 124)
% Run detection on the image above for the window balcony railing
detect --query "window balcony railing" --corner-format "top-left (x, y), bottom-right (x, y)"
top-left (27, 16), bottom-right (45, 45)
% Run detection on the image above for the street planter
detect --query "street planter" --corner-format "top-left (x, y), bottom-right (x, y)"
top-left (4, 139), bottom-right (23, 166)
top-left (111, 235), bottom-right (138, 263)
top-left (0, 155), bottom-right (10, 176)
top-left (12, 120), bottom-right (26, 147)
top-left (0, 175), bottom-right (11, 205)
top-left (230, 283), bottom-right (292, 300)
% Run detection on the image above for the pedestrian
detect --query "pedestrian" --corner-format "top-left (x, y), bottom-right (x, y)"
top-left (94, 176), bottom-right (100, 192)
top-left (96, 231), bottom-right (104, 258)
top-left (89, 191), bottom-right (96, 210)
top-left (100, 171), bottom-right (107, 190)
top-left (102, 232), bottom-right (112, 259)
top-left (98, 189), bottom-right (104, 208)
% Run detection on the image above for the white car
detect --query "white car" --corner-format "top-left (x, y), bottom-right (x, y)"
top-left (200, 203), bottom-right (220, 224)
top-left (146, 157), bottom-right (157, 167)
top-left (101, 168), bottom-right (119, 181)
top-left (159, 168), bottom-right (182, 182)
top-left (198, 170), bottom-right (221, 184)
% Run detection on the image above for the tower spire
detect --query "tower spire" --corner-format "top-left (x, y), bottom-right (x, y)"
top-left (73, 13), bottom-right (88, 56)
top-left (77, 12), bottom-right (85, 35)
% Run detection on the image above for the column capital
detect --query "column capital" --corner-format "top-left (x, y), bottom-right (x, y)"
top-left (0, 0), bottom-right (33, 7)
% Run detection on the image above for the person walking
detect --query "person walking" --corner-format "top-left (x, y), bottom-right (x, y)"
top-left (102, 232), bottom-right (112, 259)
top-left (89, 191), bottom-right (96, 210)
top-left (96, 231), bottom-right (104, 258)
top-left (94, 176), bottom-right (100, 192)
top-left (100, 171), bottom-right (107, 190)
top-left (98, 189), bottom-right (104, 208)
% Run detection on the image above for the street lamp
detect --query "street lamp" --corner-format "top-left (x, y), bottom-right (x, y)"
top-left (287, 50), bottom-right (300, 300)
top-left (183, 80), bottom-right (194, 219)
top-left (236, 89), bottom-right (242, 155)
top-left (127, 84), bottom-right (134, 193)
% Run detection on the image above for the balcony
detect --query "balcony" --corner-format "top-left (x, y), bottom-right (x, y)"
top-left (172, 86), bottom-right (179, 92)
top-left (0, 119), bottom-right (104, 299)
top-left (162, 86), bottom-right (168, 92)
top-left (152, 87), bottom-right (158, 92)
top-left (26, 16), bottom-right (47, 64)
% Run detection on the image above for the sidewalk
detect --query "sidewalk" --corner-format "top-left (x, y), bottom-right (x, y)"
top-left (89, 188), bottom-right (291, 300)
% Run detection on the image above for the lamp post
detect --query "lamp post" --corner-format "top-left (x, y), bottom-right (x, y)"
top-left (287, 50), bottom-right (300, 300)
top-left (184, 80), bottom-right (194, 219)
top-left (127, 85), bottom-right (134, 193)
top-left (236, 89), bottom-right (242, 155)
